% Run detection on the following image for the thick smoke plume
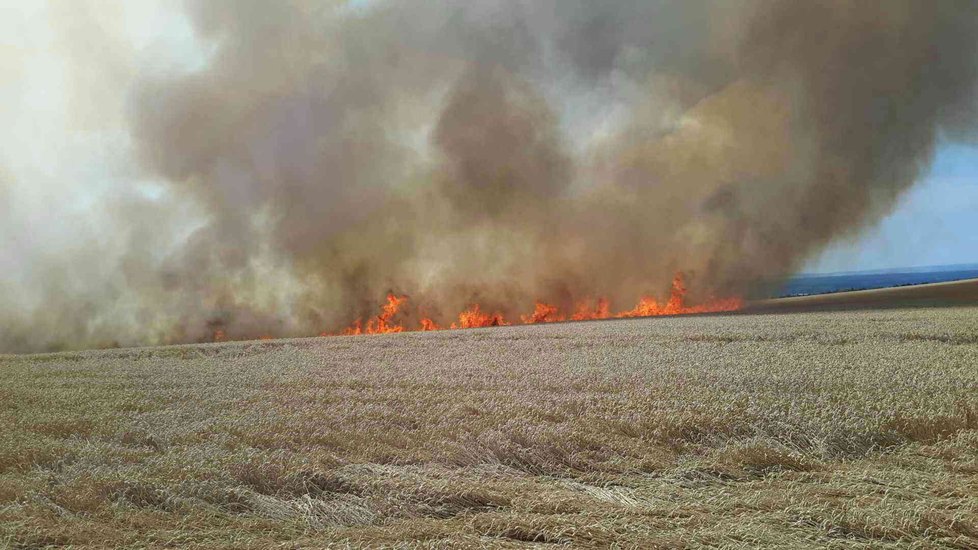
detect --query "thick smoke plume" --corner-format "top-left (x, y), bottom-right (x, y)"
top-left (3, 0), bottom-right (978, 352)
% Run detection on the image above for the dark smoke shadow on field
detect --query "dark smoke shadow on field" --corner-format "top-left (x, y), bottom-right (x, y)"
top-left (744, 278), bottom-right (978, 314)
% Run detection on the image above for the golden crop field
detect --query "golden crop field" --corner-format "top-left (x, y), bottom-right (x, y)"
top-left (2, 305), bottom-right (977, 548)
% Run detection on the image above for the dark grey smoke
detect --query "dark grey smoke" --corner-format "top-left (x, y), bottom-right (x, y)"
top-left (3, 0), bottom-right (978, 352)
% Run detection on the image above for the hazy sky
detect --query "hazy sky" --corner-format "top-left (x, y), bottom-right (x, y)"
top-left (807, 143), bottom-right (978, 273)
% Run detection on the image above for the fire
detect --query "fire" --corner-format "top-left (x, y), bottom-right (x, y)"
top-left (451, 304), bottom-right (508, 329)
top-left (521, 301), bottom-right (564, 324)
top-left (214, 273), bottom-right (741, 343)
top-left (341, 320), bottom-right (363, 336)
top-left (571, 298), bottom-right (611, 321)
top-left (319, 272), bottom-right (741, 340)
top-left (341, 293), bottom-right (408, 335)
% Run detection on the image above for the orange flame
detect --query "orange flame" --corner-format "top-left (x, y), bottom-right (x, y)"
top-left (342, 293), bottom-right (408, 335)
top-left (342, 319), bottom-right (363, 336)
top-left (570, 298), bottom-right (611, 321)
top-left (451, 304), bottom-right (508, 329)
top-left (521, 301), bottom-right (564, 324)
top-left (325, 272), bottom-right (741, 338)
top-left (617, 273), bottom-right (699, 317)
top-left (212, 274), bottom-right (739, 344)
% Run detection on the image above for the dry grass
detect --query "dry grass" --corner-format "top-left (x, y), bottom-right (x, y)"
top-left (1, 306), bottom-right (977, 548)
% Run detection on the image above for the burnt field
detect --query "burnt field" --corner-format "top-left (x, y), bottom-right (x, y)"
top-left (2, 296), bottom-right (978, 548)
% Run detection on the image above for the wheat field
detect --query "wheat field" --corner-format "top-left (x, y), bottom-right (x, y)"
top-left (2, 305), bottom-right (978, 548)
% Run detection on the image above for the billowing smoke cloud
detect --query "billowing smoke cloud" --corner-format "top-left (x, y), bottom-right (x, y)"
top-left (3, 0), bottom-right (977, 352)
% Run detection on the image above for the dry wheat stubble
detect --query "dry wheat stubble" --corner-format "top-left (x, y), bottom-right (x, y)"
top-left (1, 306), bottom-right (977, 548)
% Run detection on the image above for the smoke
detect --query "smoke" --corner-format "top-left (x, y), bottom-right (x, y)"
top-left (3, 0), bottom-right (978, 352)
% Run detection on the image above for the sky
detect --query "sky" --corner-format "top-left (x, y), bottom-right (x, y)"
top-left (806, 143), bottom-right (978, 274)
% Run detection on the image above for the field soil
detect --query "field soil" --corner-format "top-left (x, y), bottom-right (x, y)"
top-left (2, 293), bottom-right (978, 547)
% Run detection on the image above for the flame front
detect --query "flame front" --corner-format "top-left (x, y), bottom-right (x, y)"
top-left (452, 304), bottom-right (509, 329)
top-left (571, 298), bottom-right (611, 321)
top-left (521, 302), bottom-right (563, 324)
top-left (332, 293), bottom-right (409, 336)
top-left (303, 273), bottom-right (742, 342)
